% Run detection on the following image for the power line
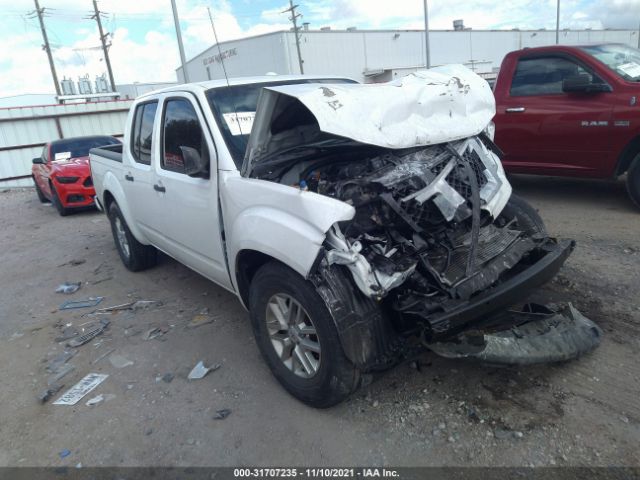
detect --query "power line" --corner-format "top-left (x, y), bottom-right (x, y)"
top-left (29, 0), bottom-right (61, 95)
top-left (283, 0), bottom-right (304, 74)
top-left (90, 0), bottom-right (116, 91)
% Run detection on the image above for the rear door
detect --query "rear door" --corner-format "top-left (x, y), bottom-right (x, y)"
top-left (123, 100), bottom-right (164, 243)
top-left (495, 54), bottom-right (614, 177)
top-left (148, 93), bottom-right (230, 287)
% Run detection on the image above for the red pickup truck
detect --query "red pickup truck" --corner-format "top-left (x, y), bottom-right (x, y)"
top-left (493, 44), bottom-right (640, 208)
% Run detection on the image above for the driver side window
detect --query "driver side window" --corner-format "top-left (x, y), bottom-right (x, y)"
top-left (161, 98), bottom-right (209, 175)
top-left (510, 57), bottom-right (600, 96)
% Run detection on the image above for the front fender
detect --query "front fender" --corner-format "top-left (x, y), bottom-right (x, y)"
top-left (221, 173), bottom-right (355, 289)
top-left (101, 171), bottom-right (150, 245)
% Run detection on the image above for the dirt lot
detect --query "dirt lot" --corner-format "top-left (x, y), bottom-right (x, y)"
top-left (0, 175), bottom-right (638, 467)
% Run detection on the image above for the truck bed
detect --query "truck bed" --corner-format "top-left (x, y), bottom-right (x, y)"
top-left (89, 144), bottom-right (123, 163)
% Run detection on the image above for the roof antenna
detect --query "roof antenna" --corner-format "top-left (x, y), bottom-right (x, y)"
top-left (207, 6), bottom-right (243, 135)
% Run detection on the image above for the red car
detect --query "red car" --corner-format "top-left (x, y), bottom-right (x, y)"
top-left (493, 44), bottom-right (640, 207)
top-left (32, 135), bottom-right (121, 216)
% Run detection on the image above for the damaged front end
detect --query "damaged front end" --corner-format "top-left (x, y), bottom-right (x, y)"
top-left (244, 66), bottom-right (601, 369)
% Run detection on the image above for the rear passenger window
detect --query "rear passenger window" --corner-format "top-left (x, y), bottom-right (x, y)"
top-left (510, 57), bottom-right (591, 96)
top-left (161, 98), bottom-right (209, 175)
top-left (131, 101), bottom-right (158, 165)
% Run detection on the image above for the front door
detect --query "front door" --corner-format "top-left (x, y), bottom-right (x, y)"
top-left (495, 55), bottom-right (614, 177)
top-left (149, 94), bottom-right (230, 288)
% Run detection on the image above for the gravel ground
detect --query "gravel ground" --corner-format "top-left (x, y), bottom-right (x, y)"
top-left (0, 175), bottom-right (638, 467)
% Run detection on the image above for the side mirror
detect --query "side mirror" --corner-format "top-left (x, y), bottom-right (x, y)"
top-left (180, 146), bottom-right (209, 178)
top-left (562, 74), bottom-right (611, 93)
top-left (32, 157), bottom-right (45, 165)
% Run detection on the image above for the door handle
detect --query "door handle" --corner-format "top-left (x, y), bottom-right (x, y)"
top-left (506, 107), bottom-right (526, 113)
top-left (124, 174), bottom-right (134, 182)
top-left (153, 184), bottom-right (166, 193)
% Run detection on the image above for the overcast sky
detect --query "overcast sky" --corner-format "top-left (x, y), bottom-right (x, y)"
top-left (1, 0), bottom-right (640, 97)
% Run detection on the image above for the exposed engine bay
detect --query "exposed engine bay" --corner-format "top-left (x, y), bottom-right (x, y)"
top-left (251, 133), bottom-right (562, 339)
top-left (243, 69), bottom-right (601, 368)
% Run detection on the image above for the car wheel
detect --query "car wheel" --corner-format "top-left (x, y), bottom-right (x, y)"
top-left (33, 176), bottom-right (49, 203)
top-left (50, 183), bottom-right (70, 216)
top-left (107, 202), bottom-right (157, 271)
top-left (625, 156), bottom-right (640, 210)
top-left (249, 261), bottom-right (362, 408)
top-left (497, 193), bottom-right (547, 236)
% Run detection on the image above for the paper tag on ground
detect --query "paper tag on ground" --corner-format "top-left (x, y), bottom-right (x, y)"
top-left (618, 62), bottom-right (640, 78)
top-left (222, 112), bottom-right (255, 136)
top-left (53, 373), bottom-right (108, 405)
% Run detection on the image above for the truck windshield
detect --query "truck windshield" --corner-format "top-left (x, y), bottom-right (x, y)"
top-left (205, 78), bottom-right (356, 169)
top-left (581, 44), bottom-right (640, 82)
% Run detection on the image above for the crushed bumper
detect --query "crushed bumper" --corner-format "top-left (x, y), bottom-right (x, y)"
top-left (426, 303), bottom-right (602, 365)
top-left (425, 238), bottom-right (575, 339)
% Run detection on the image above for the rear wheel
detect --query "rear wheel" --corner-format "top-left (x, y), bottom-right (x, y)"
top-left (50, 183), bottom-right (70, 216)
top-left (33, 176), bottom-right (49, 203)
top-left (625, 156), bottom-right (640, 210)
top-left (249, 261), bottom-right (362, 408)
top-left (107, 202), bottom-right (157, 271)
top-left (497, 193), bottom-right (547, 236)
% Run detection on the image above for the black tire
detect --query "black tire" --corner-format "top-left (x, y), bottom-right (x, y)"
top-left (33, 176), bottom-right (49, 203)
top-left (107, 202), bottom-right (157, 271)
top-left (50, 182), bottom-right (70, 216)
top-left (249, 261), bottom-right (362, 408)
top-left (625, 156), bottom-right (640, 209)
top-left (498, 193), bottom-right (547, 236)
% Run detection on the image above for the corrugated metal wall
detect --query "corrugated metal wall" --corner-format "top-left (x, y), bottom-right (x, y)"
top-left (0, 100), bottom-right (132, 187)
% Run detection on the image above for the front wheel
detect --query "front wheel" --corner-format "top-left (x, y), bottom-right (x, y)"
top-left (249, 262), bottom-right (362, 408)
top-left (33, 176), bottom-right (49, 203)
top-left (50, 183), bottom-right (70, 216)
top-left (625, 156), bottom-right (640, 210)
top-left (497, 193), bottom-right (547, 236)
top-left (107, 202), bottom-right (157, 271)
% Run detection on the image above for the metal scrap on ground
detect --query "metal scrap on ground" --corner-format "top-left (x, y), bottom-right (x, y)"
top-left (55, 282), bottom-right (81, 294)
top-left (187, 361), bottom-right (221, 380)
top-left (53, 373), bottom-right (108, 406)
top-left (59, 297), bottom-right (104, 310)
top-left (66, 319), bottom-right (110, 348)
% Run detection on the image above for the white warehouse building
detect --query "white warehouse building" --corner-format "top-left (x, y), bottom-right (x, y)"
top-left (177, 27), bottom-right (640, 84)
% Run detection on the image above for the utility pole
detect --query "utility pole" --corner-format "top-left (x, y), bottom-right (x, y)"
top-left (555, 0), bottom-right (560, 44)
top-left (170, 0), bottom-right (189, 83)
top-left (31, 0), bottom-right (61, 95)
top-left (423, 0), bottom-right (431, 68)
top-left (91, 0), bottom-right (116, 92)
top-left (283, 0), bottom-right (304, 74)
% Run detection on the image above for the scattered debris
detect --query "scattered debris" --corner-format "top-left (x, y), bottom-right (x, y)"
top-left (55, 326), bottom-right (79, 343)
top-left (85, 394), bottom-right (104, 406)
top-left (187, 308), bottom-right (215, 329)
top-left (131, 300), bottom-right (162, 311)
top-left (53, 373), bottom-right (109, 406)
top-left (55, 282), bottom-right (81, 294)
top-left (59, 449), bottom-right (71, 459)
top-left (38, 383), bottom-right (64, 404)
top-left (157, 373), bottom-right (174, 383)
top-left (91, 348), bottom-right (116, 365)
top-left (47, 364), bottom-right (75, 385)
top-left (59, 297), bottom-right (104, 310)
top-left (145, 428), bottom-right (153, 436)
top-left (109, 354), bottom-right (134, 369)
top-left (93, 300), bottom-right (162, 315)
top-left (46, 350), bottom-right (76, 374)
top-left (90, 276), bottom-right (113, 285)
top-left (143, 326), bottom-right (169, 341)
top-left (58, 259), bottom-right (86, 267)
top-left (213, 409), bottom-right (231, 420)
top-left (67, 319), bottom-right (109, 348)
top-left (187, 361), bottom-right (220, 380)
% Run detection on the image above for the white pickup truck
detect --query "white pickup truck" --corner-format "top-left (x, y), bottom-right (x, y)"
top-left (90, 69), bottom-right (602, 407)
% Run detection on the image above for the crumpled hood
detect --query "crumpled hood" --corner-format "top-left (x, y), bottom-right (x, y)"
top-left (244, 64), bottom-right (496, 171)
